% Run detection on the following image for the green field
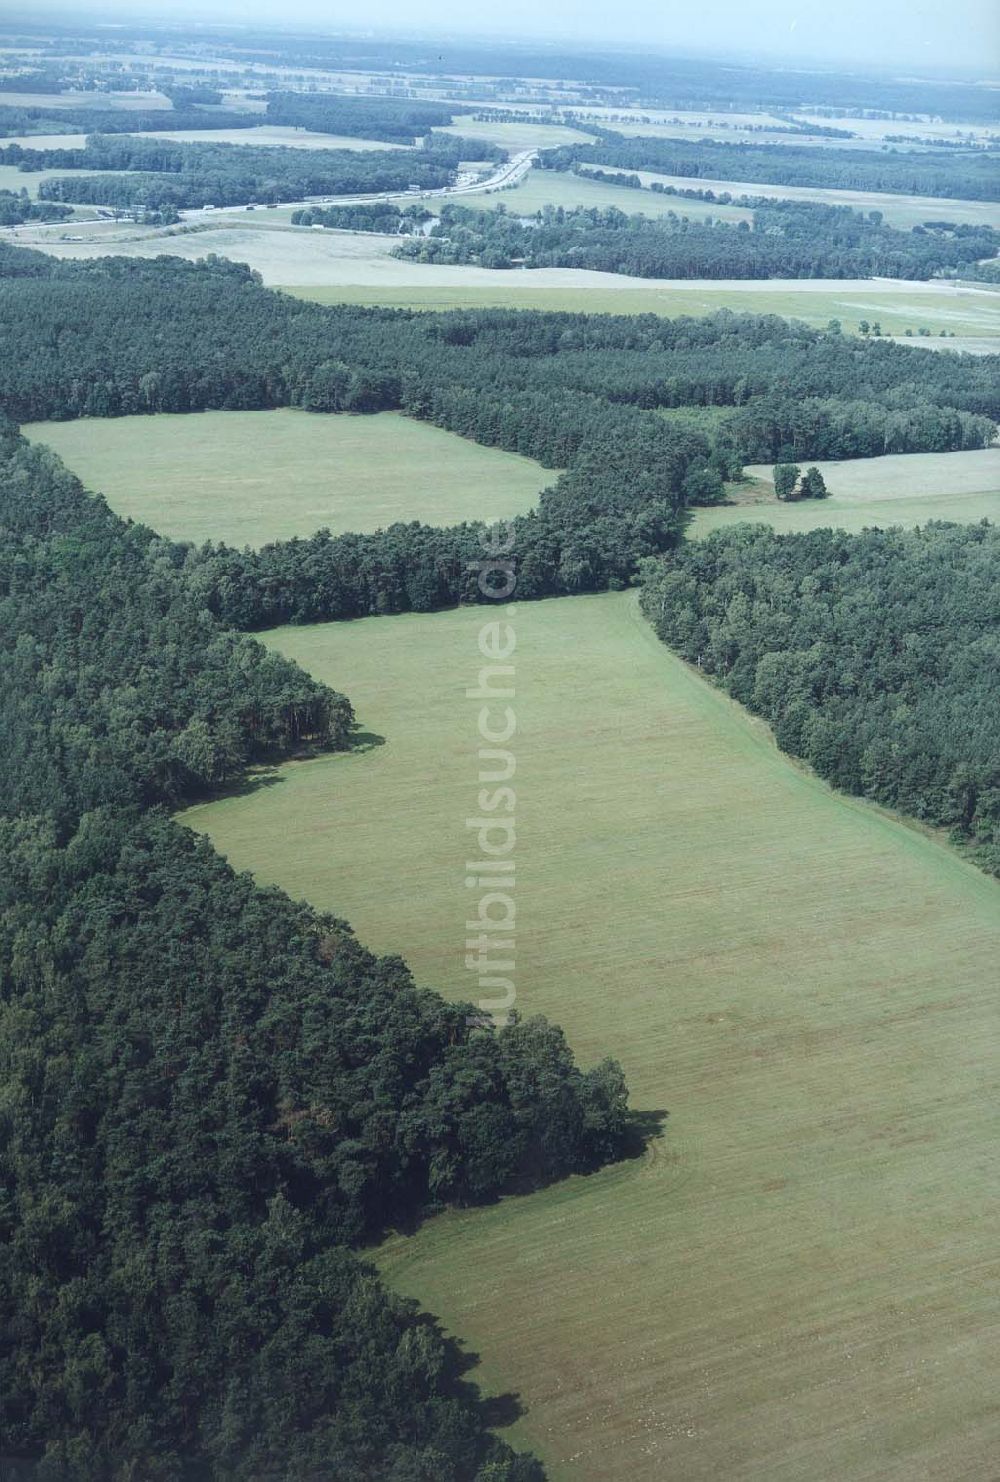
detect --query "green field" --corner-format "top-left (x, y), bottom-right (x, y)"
top-left (0, 90), bottom-right (172, 110)
top-left (0, 164), bottom-right (140, 198)
top-left (434, 120), bottom-right (596, 151)
top-left (23, 409), bottom-right (552, 546)
top-left (623, 169), bottom-right (1000, 231)
top-left (134, 124), bottom-right (411, 151)
top-left (694, 448), bottom-right (1000, 537)
top-left (454, 164), bottom-right (753, 222)
top-left (283, 280), bottom-right (1000, 336)
top-left (182, 591), bottom-right (1000, 1481)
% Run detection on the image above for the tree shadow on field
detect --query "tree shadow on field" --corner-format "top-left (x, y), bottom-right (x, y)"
top-left (350, 726), bottom-right (386, 753)
top-left (621, 1107), bottom-right (670, 1161)
top-left (412, 1320), bottom-right (529, 1438)
top-left (450, 1342), bottom-right (528, 1428)
top-left (206, 766), bottom-right (287, 802)
top-left (480, 1390), bottom-right (528, 1428)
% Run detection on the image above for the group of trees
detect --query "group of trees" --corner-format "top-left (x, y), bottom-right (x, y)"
top-left (0, 189), bottom-right (71, 226)
top-left (538, 131), bottom-right (1000, 202)
top-left (0, 418), bottom-right (631, 1477)
top-left (11, 132), bottom-right (471, 210)
top-left (0, 102), bottom-right (261, 138)
top-left (718, 395), bottom-right (995, 463)
top-left (0, 67), bottom-right (69, 93)
top-left (396, 199), bottom-right (1000, 281)
top-left (773, 463), bottom-right (828, 500)
top-left (292, 201), bottom-right (431, 233)
top-left (640, 522), bottom-right (1000, 874)
top-left (266, 89), bottom-right (465, 143)
top-left (0, 423), bottom-right (353, 818)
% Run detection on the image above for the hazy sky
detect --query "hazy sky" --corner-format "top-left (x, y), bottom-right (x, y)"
top-left (25, 0), bottom-right (1000, 72)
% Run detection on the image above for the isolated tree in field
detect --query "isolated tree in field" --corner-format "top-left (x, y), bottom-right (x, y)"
top-left (773, 463), bottom-right (800, 501)
top-left (800, 466), bottom-right (829, 499)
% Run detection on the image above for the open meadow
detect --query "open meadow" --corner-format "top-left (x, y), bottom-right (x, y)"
top-left (0, 89), bottom-right (172, 109)
top-left (453, 164), bottom-right (752, 221)
top-left (283, 274), bottom-right (1000, 336)
top-left (132, 123), bottom-right (412, 150)
top-left (0, 163), bottom-right (139, 197)
top-left (23, 408), bottom-right (552, 546)
top-left (691, 448), bottom-right (1000, 537)
top-left (182, 589), bottom-right (1000, 1482)
top-left (614, 169), bottom-right (1000, 230)
top-left (433, 119), bottom-right (596, 151)
top-left (797, 115), bottom-right (1000, 147)
top-left (0, 125), bottom-right (412, 152)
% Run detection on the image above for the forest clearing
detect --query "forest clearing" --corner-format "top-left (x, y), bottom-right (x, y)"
top-left (184, 589), bottom-right (1000, 1482)
top-left (24, 408), bottom-right (551, 546)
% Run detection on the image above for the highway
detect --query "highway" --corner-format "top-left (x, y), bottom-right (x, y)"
top-left (193, 148), bottom-right (536, 218)
top-left (6, 149), bottom-right (537, 239)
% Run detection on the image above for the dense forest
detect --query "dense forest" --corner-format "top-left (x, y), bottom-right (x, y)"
top-left (3, 245), bottom-right (995, 430)
top-left (560, 111), bottom-right (858, 142)
top-left (640, 523), bottom-right (1000, 875)
top-left (0, 420), bottom-right (630, 1478)
top-left (0, 91), bottom-right (470, 146)
top-left (10, 133), bottom-right (479, 210)
top-left (538, 132), bottom-right (1000, 202)
top-left (0, 423), bottom-right (352, 818)
top-left (0, 101), bottom-right (260, 136)
top-left (715, 396), bottom-right (994, 462)
top-left (266, 89), bottom-right (465, 142)
top-left (397, 200), bottom-right (1000, 280)
top-left (0, 241), bottom-right (996, 621)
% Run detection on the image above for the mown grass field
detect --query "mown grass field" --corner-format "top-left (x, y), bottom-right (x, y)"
top-left (693, 448), bottom-right (1000, 537)
top-left (622, 168), bottom-right (1000, 230)
top-left (739, 449), bottom-right (1000, 501)
top-left (452, 164), bottom-right (753, 221)
top-left (24, 409), bottom-right (551, 547)
top-left (0, 125), bottom-right (411, 153)
top-left (134, 124), bottom-right (411, 150)
top-left (183, 590), bottom-right (1000, 1482)
top-left (0, 89), bottom-right (171, 110)
top-left (284, 279), bottom-right (1000, 336)
top-left (0, 163), bottom-right (140, 198)
top-left (433, 119), bottom-right (596, 151)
